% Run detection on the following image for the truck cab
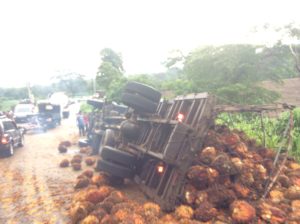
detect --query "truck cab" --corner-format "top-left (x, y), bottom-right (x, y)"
top-left (37, 101), bottom-right (62, 128)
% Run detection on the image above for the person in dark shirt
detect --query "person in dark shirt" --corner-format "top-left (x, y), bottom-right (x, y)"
top-left (76, 111), bottom-right (85, 136)
top-left (83, 113), bottom-right (89, 134)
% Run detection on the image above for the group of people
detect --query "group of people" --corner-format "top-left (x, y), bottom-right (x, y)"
top-left (76, 111), bottom-right (89, 136)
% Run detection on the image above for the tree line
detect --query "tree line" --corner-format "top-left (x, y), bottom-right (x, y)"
top-left (1, 24), bottom-right (299, 111)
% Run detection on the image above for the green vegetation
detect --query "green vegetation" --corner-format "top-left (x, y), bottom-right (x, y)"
top-left (216, 108), bottom-right (300, 161)
top-left (0, 99), bottom-right (19, 111)
top-left (0, 74), bottom-right (93, 111)
top-left (79, 102), bottom-right (94, 114)
top-left (51, 73), bottom-right (91, 97)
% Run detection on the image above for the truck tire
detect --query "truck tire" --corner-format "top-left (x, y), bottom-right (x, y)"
top-left (96, 158), bottom-right (135, 179)
top-left (121, 93), bottom-right (158, 114)
top-left (100, 129), bottom-right (115, 151)
top-left (101, 146), bottom-right (137, 167)
top-left (124, 82), bottom-right (161, 103)
top-left (91, 132), bottom-right (103, 155)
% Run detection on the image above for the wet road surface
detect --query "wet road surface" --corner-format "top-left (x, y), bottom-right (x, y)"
top-left (0, 103), bottom-right (148, 224)
top-left (0, 117), bottom-right (79, 224)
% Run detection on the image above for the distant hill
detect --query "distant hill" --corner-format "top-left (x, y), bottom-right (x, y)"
top-left (261, 77), bottom-right (300, 107)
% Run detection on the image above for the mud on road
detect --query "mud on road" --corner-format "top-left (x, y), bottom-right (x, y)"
top-left (0, 119), bottom-right (80, 224)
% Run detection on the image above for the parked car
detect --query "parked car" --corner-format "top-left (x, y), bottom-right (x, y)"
top-left (96, 82), bottom-right (216, 210)
top-left (14, 103), bottom-right (36, 125)
top-left (37, 101), bottom-right (62, 128)
top-left (0, 116), bottom-right (25, 156)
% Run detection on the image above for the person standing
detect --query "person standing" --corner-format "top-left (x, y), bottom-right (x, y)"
top-left (83, 113), bottom-right (89, 135)
top-left (76, 111), bottom-right (85, 136)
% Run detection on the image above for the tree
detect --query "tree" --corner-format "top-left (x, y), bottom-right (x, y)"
top-left (100, 48), bottom-right (124, 72)
top-left (282, 23), bottom-right (300, 74)
top-left (96, 61), bottom-right (123, 89)
top-left (51, 73), bottom-right (89, 96)
top-left (255, 23), bottom-right (300, 75)
top-left (181, 44), bottom-right (295, 104)
top-left (96, 48), bottom-right (124, 91)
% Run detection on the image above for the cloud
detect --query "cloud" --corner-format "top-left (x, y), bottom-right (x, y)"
top-left (0, 0), bottom-right (299, 87)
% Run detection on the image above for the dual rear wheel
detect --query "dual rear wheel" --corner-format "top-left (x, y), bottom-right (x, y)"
top-left (121, 82), bottom-right (161, 114)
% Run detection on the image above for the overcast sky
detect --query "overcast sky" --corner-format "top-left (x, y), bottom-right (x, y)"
top-left (0, 0), bottom-right (299, 87)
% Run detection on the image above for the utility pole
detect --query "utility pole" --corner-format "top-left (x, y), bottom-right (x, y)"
top-left (93, 76), bottom-right (96, 94)
top-left (26, 82), bottom-right (35, 104)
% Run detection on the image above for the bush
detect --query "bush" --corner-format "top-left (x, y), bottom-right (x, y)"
top-left (80, 103), bottom-right (93, 114)
top-left (216, 107), bottom-right (300, 161)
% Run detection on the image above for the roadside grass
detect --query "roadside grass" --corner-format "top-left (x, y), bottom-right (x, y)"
top-left (216, 108), bottom-right (300, 162)
top-left (0, 99), bottom-right (19, 112)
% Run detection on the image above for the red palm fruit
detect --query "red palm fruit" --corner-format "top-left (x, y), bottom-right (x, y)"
top-left (174, 205), bottom-right (194, 220)
top-left (58, 144), bottom-right (67, 153)
top-left (59, 159), bottom-right (69, 167)
top-left (60, 140), bottom-right (72, 147)
top-left (194, 201), bottom-right (218, 222)
top-left (74, 176), bottom-right (90, 189)
top-left (80, 215), bottom-right (99, 224)
top-left (91, 173), bottom-right (110, 187)
top-left (72, 163), bottom-right (82, 171)
top-left (230, 200), bottom-right (256, 223)
top-left (85, 157), bottom-right (96, 166)
top-left (198, 146), bottom-right (217, 164)
top-left (82, 169), bottom-right (94, 178)
top-left (285, 186), bottom-right (300, 200)
top-left (257, 201), bottom-right (286, 223)
top-left (223, 133), bottom-right (241, 147)
top-left (233, 183), bottom-right (251, 199)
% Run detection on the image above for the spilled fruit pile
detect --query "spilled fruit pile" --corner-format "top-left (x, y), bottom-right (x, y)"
top-left (182, 125), bottom-right (300, 223)
top-left (68, 125), bottom-right (300, 223)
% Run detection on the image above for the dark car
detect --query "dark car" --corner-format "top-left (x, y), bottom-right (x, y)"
top-left (0, 116), bottom-right (25, 156)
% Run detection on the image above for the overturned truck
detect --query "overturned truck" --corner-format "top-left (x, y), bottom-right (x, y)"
top-left (94, 82), bottom-right (292, 211)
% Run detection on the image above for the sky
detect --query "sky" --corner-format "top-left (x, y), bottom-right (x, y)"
top-left (0, 0), bottom-right (299, 88)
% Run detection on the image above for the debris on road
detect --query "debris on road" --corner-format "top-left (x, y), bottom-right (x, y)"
top-left (58, 140), bottom-right (74, 153)
top-left (60, 140), bottom-right (72, 147)
top-left (85, 157), bottom-right (96, 166)
top-left (72, 163), bottom-right (82, 171)
top-left (58, 144), bottom-right (68, 153)
top-left (60, 159), bottom-right (70, 167)
top-left (74, 177), bottom-right (90, 189)
top-left (80, 147), bottom-right (91, 154)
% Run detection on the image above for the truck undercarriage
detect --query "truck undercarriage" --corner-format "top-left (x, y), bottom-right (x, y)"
top-left (89, 81), bottom-right (294, 211)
